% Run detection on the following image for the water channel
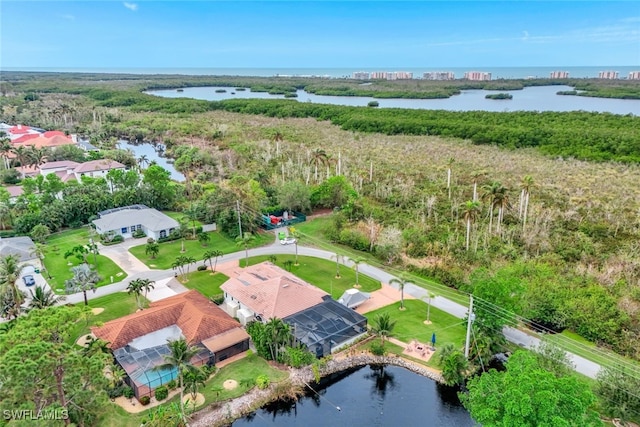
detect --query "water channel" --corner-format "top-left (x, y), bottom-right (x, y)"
top-left (116, 139), bottom-right (185, 181)
top-left (231, 365), bottom-right (474, 426)
top-left (148, 85), bottom-right (640, 115)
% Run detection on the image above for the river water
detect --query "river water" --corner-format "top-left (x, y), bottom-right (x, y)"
top-left (116, 139), bottom-right (185, 181)
top-left (148, 85), bottom-right (640, 115)
top-left (231, 365), bottom-right (474, 426)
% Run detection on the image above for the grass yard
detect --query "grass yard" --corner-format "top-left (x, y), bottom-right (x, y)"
top-left (295, 218), bottom-right (469, 306)
top-left (162, 211), bottom-right (204, 227)
top-left (203, 352), bottom-right (289, 403)
top-left (129, 231), bottom-right (272, 270)
top-left (67, 292), bottom-right (140, 346)
top-left (247, 254), bottom-right (381, 296)
top-left (364, 299), bottom-right (467, 368)
top-left (181, 270), bottom-right (229, 298)
top-left (43, 228), bottom-right (127, 294)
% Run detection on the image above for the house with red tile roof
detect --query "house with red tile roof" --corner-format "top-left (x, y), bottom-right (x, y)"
top-left (72, 159), bottom-right (125, 179)
top-left (220, 262), bottom-right (328, 325)
top-left (91, 290), bottom-right (249, 399)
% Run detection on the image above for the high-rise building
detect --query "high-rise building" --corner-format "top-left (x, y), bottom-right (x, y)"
top-left (550, 71), bottom-right (570, 78)
top-left (464, 71), bottom-right (492, 81)
top-left (423, 71), bottom-right (455, 80)
top-left (628, 71), bottom-right (640, 80)
top-left (370, 71), bottom-right (388, 80)
top-left (352, 71), bottom-right (370, 80)
top-left (598, 71), bottom-right (619, 79)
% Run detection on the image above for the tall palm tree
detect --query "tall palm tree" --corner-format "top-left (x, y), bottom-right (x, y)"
top-left (264, 318), bottom-right (291, 362)
top-left (331, 253), bottom-right (343, 278)
top-left (446, 157), bottom-right (455, 200)
top-left (235, 232), bottom-right (255, 267)
top-left (65, 264), bottom-right (101, 305)
top-left (28, 285), bottom-right (64, 309)
top-left (183, 367), bottom-right (208, 406)
top-left (289, 227), bottom-right (300, 265)
top-left (371, 312), bottom-right (396, 345)
top-left (389, 275), bottom-right (411, 310)
top-left (155, 338), bottom-right (200, 424)
top-left (520, 175), bottom-right (534, 231)
top-left (11, 145), bottom-right (29, 168)
top-left (202, 250), bottom-right (223, 273)
top-left (0, 136), bottom-right (12, 170)
top-left (137, 154), bottom-right (150, 170)
top-left (350, 257), bottom-right (366, 288)
top-left (462, 200), bottom-right (481, 251)
top-left (309, 149), bottom-right (329, 183)
top-left (127, 278), bottom-right (155, 310)
top-left (0, 202), bottom-right (13, 230)
top-left (471, 170), bottom-right (486, 202)
top-left (481, 181), bottom-right (506, 234)
top-left (26, 146), bottom-right (47, 168)
top-left (424, 291), bottom-right (435, 324)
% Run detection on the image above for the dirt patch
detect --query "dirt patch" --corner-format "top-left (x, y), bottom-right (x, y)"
top-left (223, 379), bottom-right (238, 390)
top-left (183, 392), bottom-right (205, 409)
top-left (114, 389), bottom-right (182, 414)
top-left (91, 307), bottom-right (104, 315)
top-left (356, 284), bottom-right (413, 314)
top-left (75, 333), bottom-right (95, 347)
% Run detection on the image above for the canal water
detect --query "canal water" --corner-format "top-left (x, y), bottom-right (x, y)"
top-left (231, 365), bottom-right (474, 426)
top-left (116, 139), bottom-right (185, 182)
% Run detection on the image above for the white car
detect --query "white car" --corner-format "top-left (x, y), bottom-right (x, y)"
top-left (280, 237), bottom-right (297, 245)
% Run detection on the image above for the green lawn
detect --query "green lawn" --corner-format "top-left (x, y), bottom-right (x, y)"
top-left (67, 292), bottom-right (140, 346)
top-left (364, 299), bottom-right (467, 368)
top-left (43, 228), bottom-right (127, 294)
top-left (295, 218), bottom-right (469, 306)
top-left (247, 254), bottom-right (381, 297)
top-left (203, 352), bottom-right (289, 403)
top-left (129, 231), bottom-right (272, 269)
top-left (181, 270), bottom-right (229, 298)
top-left (162, 211), bottom-right (204, 227)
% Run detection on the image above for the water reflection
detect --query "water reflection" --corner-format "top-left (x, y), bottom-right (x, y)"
top-left (116, 139), bottom-right (185, 182)
top-left (231, 365), bottom-right (473, 426)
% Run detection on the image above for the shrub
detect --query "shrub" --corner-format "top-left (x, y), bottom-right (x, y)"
top-left (154, 386), bottom-right (168, 401)
top-left (197, 265), bottom-right (207, 271)
top-left (284, 345), bottom-right (315, 368)
top-left (107, 384), bottom-right (127, 399)
top-left (132, 229), bottom-right (146, 238)
top-left (256, 375), bottom-right (270, 389)
top-left (210, 294), bottom-right (224, 305)
top-left (123, 386), bottom-right (134, 399)
top-left (166, 379), bottom-right (177, 390)
top-left (139, 395), bottom-right (151, 405)
top-left (147, 237), bottom-right (156, 244)
top-left (370, 341), bottom-right (386, 356)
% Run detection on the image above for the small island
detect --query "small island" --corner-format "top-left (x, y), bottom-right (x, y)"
top-left (485, 93), bottom-right (513, 100)
top-left (215, 89), bottom-right (227, 93)
top-left (176, 89), bottom-right (184, 92)
top-left (367, 100), bottom-right (380, 107)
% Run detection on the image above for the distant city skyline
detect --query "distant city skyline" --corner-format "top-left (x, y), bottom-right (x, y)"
top-left (1, 1), bottom-right (639, 69)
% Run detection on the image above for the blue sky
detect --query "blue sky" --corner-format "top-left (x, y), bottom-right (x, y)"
top-left (1, 1), bottom-right (639, 69)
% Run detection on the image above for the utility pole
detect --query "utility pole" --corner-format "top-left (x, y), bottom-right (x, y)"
top-left (464, 296), bottom-right (474, 359)
top-left (236, 200), bottom-right (243, 237)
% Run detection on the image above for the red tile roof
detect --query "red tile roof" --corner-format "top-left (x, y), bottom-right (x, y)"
top-left (221, 262), bottom-right (328, 320)
top-left (91, 290), bottom-right (245, 350)
top-left (12, 135), bottom-right (74, 149)
top-left (11, 134), bottom-right (39, 143)
top-left (73, 159), bottom-right (125, 173)
top-left (43, 130), bottom-right (67, 138)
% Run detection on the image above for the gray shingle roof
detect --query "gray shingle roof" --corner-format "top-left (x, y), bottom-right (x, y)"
top-left (0, 236), bottom-right (36, 262)
top-left (93, 207), bottom-right (179, 233)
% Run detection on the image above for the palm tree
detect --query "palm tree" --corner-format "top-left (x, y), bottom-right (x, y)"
top-left (0, 202), bottom-right (12, 230)
top-left (283, 260), bottom-right (294, 272)
top-left (137, 154), bottom-right (149, 170)
top-left (331, 253), bottom-right (343, 278)
top-left (235, 232), bottom-right (255, 267)
top-left (203, 250), bottom-right (223, 273)
top-left (446, 157), bottom-right (455, 200)
top-left (462, 200), bottom-right (481, 251)
top-left (350, 257), bottom-right (366, 288)
top-left (481, 181), bottom-right (506, 234)
top-left (155, 338), bottom-right (200, 424)
top-left (423, 291), bottom-right (435, 324)
top-left (264, 318), bottom-right (291, 362)
top-left (183, 367), bottom-right (208, 406)
top-left (389, 275), bottom-right (411, 310)
top-left (438, 343), bottom-right (469, 386)
top-left (127, 278), bottom-right (155, 310)
top-left (0, 254), bottom-right (23, 307)
top-left (28, 285), bottom-right (64, 309)
top-left (65, 264), bottom-right (101, 306)
top-left (145, 241), bottom-right (160, 259)
top-left (82, 336), bottom-right (110, 357)
top-left (288, 227), bottom-right (300, 265)
top-left (10, 145), bottom-right (29, 168)
top-left (371, 312), bottom-right (396, 345)
top-left (520, 175), bottom-right (534, 231)
top-left (309, 149), bottom-right (329, 183)
top-left (0, 136), bottom-right (12, 169)
top-left (471, 170), bottom-right (486, 202)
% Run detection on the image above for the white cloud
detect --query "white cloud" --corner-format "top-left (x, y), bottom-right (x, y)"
top-left (123, 2), bottom-right (138, 11)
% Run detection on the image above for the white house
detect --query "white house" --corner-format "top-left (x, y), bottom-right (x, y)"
top-left (72, 159), bottom-right (126, 180)
top-left (92, 205), bottom-right (179, 240)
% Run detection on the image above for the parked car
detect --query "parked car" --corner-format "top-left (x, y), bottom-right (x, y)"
top-left (22, 275), bottom-right (36, 287)
top-left (280, 237), bottom-right (297, 245)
